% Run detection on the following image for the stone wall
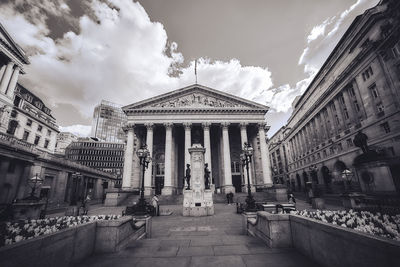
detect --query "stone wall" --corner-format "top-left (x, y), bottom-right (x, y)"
top-left (245, 212), bottom-right (400, 267)
top-left (0, 216), bottom-right (147, 267)
top-left (290, 215), bottom-right (400, 267)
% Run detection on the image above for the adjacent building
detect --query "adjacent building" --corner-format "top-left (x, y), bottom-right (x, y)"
top-left (91, 100), bottom-right (127, 143)
top-left (65, 138), bottom-right (125, 185)
top-left (0, 23), bottom-right (29, 134)
top-left (55, 132), bottom-right (78, 155)
top-left (121, 84), bottom-right (272, 195)
top-left (279, 0), bottom-right (400, 194)
top-left (7, 83), bottom-right (59, 153)
top-left (268, 126), bottom-right (289, 185)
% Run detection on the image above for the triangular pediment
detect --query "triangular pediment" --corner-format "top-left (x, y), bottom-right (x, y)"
top-left (0, 23), bottom-right (29, 64)
top-left (123, 84), bottom-right (269, 112)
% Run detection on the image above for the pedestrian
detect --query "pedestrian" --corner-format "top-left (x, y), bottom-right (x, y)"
top-left (288, 193), bottom-right (296, 209)
top-left (83, 193), bottom-right (91, 215)
top-left (229, 192), bottom-right (234, 204)
top-left (152, 194), bottom-right (159, 216)
top-left (226, 193), bottom-right (230, 204)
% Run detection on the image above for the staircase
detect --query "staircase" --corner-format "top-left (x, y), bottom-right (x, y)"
top-left (119, 191), bottom-right (276, 206)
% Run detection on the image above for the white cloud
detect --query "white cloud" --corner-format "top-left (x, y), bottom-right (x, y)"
top-left (0, 0), bottom-right (275, 137)
top-left (307, 18), bottom-right (334, 43)
top-left (59, 124), bottom-right (91, 137)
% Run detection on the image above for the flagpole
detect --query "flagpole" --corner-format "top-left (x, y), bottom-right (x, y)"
top-left (195, 59), bottom-right (198, 84)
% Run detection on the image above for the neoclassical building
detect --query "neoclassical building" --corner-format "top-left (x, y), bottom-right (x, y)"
top-left (121, 84), bottom-right (272, 195)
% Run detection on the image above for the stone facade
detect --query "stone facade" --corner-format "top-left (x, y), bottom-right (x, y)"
top-left (276, 0), bottom-right (400, 194)
top-left (268, 126), bottom-right (289, 185)
top-left (121, 84), bottom-right (273, 195)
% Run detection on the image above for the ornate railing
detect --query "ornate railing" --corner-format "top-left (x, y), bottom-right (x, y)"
top-left (0, 132), bottom-right (36, 153)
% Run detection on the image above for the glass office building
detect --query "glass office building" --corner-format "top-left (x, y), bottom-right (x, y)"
top-left (91, 100), bottom-right (127, 143)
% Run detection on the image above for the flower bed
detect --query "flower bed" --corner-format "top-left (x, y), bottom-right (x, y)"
top-left (291, 209), bottom-right (400, 241)
top-left (0, 215), bottom-right (121, 247)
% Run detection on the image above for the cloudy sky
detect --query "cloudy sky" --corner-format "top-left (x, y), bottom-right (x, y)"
top-left (0, 0), bottom-right (379, 137)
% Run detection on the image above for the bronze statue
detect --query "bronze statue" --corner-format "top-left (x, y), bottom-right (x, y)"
top-left (204, 163), bottom-right (210, 189)
top-left (353, 131), bottom-right (369, 153)
top-left (185, 164), bottom-right (191, 190)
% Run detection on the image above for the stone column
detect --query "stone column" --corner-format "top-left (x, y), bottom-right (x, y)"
top-left (202, 122), bottom-right (212, 185)
top-left (144, 123), bottom-right (153, 195)
top-left (6, 66), bottom-right (20, 98)
top-left (162, 122), bottom-right (173, 195)
top-left (183, 122), bottom-right (191, 188)
top-left (240, 122), bottom-right (253, 189)
top-left (258, 123), bottom-right (273, 187)
top-left (343, 89), bottom-right (356, 123)
top-left (122, 124), bottom-right (135, 189)
top-left (0, 65), bottom-right (6, 82)
top-left (221, 122), bottom-right (234, 193)
top-left (0, 62), bottom-right (14, 94)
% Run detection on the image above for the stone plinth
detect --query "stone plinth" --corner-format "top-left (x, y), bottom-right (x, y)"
top-left (182, 144), bottom-right (214, 216)
top-left (12, 201), bottom-right (45, 220)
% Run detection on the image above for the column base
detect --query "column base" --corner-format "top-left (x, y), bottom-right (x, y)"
top-left (144, 187), bottom-right (153, 196)
top-left (221, 185), bottom-right (235, 194)
top-left (161, 186), bottom-right (175, 195)
top-left (242, 185), bottom-right (256, 193)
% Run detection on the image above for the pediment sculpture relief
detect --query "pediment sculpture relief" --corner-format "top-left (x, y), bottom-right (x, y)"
top-left (150, 93), bottom-right (244, 108)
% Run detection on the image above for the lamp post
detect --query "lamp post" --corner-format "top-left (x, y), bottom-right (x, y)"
top-left (136, 144), bottom-right (152, 215)
top-left (342, 169), bottom-right (354, 192)
top-left (240, 142), bottom-right (256, 212)
top-left (27, 173), bottom-right (43, 200)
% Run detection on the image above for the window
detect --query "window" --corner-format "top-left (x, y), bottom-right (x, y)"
top-left (34, 135), bottom-right (40, 145)
top-left (354, 100), bottom-right (361, 112)
top-left (344, 108), bottom-right (349, 120)
top-left (26, 119), bottom-right (33, 127)
top-left (329, 147), bottom-right (335, 155)
top-left (339, 95), bottom-right (345, 105)
top-left (337, 143), bottom-right (343, 152)
top-left (349, 87), bottom-right (356, 97)
top-left (380, 122), bottom-right (391, 133)
top-left (346, 139), bottom-right (353, 147)
top-left (362, 66), bottom-right (374, 81)
top-left (44, 139), bottom-right (49, 149)
top-left (370, 84), bottom-right (379, 99)
top-left (22, 131), bottom-right (30, 141)
top-left (37, 125), bottom-right (43, 132)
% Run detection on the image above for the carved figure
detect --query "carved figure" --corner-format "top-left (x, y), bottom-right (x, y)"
top-left (204, 163), bottom-right (210, 189)
top-left (185, 164), bottom-right (191, 190)
top-left (353, 131), bottom-right (369, 154)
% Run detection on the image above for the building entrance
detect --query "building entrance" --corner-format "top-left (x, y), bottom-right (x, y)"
top-left (232, 175), bottom-right (242, 193)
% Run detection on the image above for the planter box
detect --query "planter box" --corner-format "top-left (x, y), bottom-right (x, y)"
top-left (0, 216), bottom-right (148, 267)
top-left (246, 211), bottom-right (292, 248)
top-left (290, 215), bottom-right (400, 267)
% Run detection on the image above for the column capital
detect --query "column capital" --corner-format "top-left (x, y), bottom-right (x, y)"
top-left (239, 122), bottom-right (248, 129)
top-left (221, 122), bottom-right (230, 129)
top-left (164, 122), bottom-right (173, 129)
top-left (257, 122), bottom-right (270, 132)
top-left (145, 122), bottom-right (154, 130)
top-left (183, 122), bottom-right (192, 130)
top-left (202, 122), bottom-right (211, 130)
top-left (122, 123), bottom-right (135, 132)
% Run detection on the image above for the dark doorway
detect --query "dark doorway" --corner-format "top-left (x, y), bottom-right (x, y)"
top-left (155, 176), bottom-right (164, 195)
top-left (232, 175), bottom-right (242, 193)
top-left (296, 173), bottom-right (301, 191)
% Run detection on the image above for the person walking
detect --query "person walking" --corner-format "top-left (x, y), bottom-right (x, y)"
top-left (152, 194), bottom-right (159, 216)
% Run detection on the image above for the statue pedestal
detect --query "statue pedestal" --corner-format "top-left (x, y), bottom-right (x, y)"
top-left (182, 144), bottom-right (214, 217)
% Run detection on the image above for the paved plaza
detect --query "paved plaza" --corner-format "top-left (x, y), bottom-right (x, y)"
top-left (77, 204), bottom-right (320, 267)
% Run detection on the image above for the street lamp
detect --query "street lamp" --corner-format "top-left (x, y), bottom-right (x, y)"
top-left (240, 142), bottom-right (256, 212)
top-left (135, 144), bottom-right (152, 215)
top-left (26, 173), bottom-right (43, 200)
top-left (342, 169), bottom-right (354, 192)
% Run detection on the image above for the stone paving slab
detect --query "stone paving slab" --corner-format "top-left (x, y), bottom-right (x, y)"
top-left (213, 245), bottom-right (250, 256)
top-left (135, 257), bottom-right (191, 267)
top-left (177, 246), bottom-right (214, 257)
top-left (241, 252), bottom-right (320, 267)
top-left (190, 255), bottom-right (246, 267)
top-left (76, 204), bottom-right (321, 267)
